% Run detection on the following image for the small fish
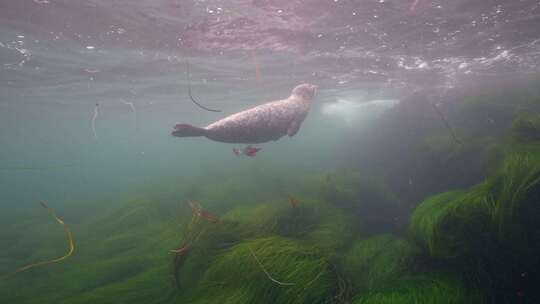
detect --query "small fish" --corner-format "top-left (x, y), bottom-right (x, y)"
top-left (288, 195), bottom-right (300, 209)
top-left (233, 145), bottom-right (262, 157)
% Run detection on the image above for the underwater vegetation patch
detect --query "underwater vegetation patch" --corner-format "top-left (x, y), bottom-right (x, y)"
top-left (0, 202), bottom-right (74, 280)
top-left (343, 234), bottom-right (420, 294)
top-left (409, 188), bottom-right (492, 260)
top-left (185, 236), bottom-right (337, 304)
top-left (409, 153), bottom-right (540, 302)
top-left (7, 141), bottom-right (540, 304)
top-left (411, 153), bottom-right (540, 262)
top-left (452, 78), bottom-right (540, 140)
top-left (174, 198), bottom-right (355, 294)
top-left (419, 132), bottom-right (501, 183)
top-left (0, 192), bottom-right (185, 304)
top-left (511, 113), bottom-right (540, 142)
top-left (488, 154), bottom-right (540, 258)
top-left (160, 189), bottom-right (368, 303)
top-left (352, 273), bottom-right (485, 304)
top-left (320, 171), bottom-right (401, 234)
top-left (221, 199), bottom-right (314, 237)
top-left (222, 198), bottom-right (355, 250)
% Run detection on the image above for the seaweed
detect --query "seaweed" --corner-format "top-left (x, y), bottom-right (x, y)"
top-left (6, 124), bottom-right (540, 304)
top-left (408, 153), bottom-right (540, 302)
top-left (353, 273), bottom-right (485, 304)
top-left (171, 201), bottom-right (222, 287)
top-left (321, 171), bottom-right (402, 234)
top-left (343, 234), bottom-right (420, 293)
top-left (487, 154), bottom-right (540, 260)
top-left (511, 114), bottom-right (540, 142)
top-left (303, 207), bottom-right (354, 253)
top-left (409, 188), bottom-right (493, 260)
top-left (220, 197), bottom-right (354, 249)
top-left (0, 194), bottom-right (181, 304)
top-left (0, 202), bottom-right (75, 280)
top-left (168, 196), bottom-right (356, 303)
top-left (187, 236), bottom-right (337, 304)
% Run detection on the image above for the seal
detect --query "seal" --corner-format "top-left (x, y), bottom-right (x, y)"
top-left (171, 83), bottom-right (317, 144)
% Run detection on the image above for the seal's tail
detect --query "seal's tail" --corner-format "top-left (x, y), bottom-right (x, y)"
top-left (172, 124), bottom-right (207, 138)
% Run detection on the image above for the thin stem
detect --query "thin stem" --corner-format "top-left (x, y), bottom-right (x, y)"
top-left (185, 61), bottom-right (222, 112)
top-left (91, 103), bottom-right (99, 139)
top-left (247, 245), bottom-right (295, 286)
top-left (1, 202), bottom-right (75, 280)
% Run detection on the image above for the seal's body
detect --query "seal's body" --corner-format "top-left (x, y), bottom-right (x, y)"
top-left (172, 83), bottom-right (317, 144)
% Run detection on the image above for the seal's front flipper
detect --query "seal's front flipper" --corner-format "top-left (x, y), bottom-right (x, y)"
top-left (172, 124), bottom-right (207, 137)
top-left (287, 120), bottom-right (301, 137)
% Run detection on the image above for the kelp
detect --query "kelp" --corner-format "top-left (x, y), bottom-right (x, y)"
top-left (343, 234), bottom-right (420, 293)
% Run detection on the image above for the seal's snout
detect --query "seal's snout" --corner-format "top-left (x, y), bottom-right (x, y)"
top-left (291, 83), bottom-right (318, 101)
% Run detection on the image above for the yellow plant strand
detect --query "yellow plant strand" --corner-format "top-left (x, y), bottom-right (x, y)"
top-left (247, 245), bottom-right (295, 286)
top-left (0, 202), bottom-right (75, 280)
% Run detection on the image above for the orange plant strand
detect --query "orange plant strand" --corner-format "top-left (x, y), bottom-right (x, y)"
top-left (170, 243), bottom-right (191, 254)
top-left (288, 195), bottom-right (301, 209)
top-left (0, 202), bottom-right (75, 280)
top-left (188, 200), bottom-right (220, 224)
top-left (250, 50), bottom-right (262, 84)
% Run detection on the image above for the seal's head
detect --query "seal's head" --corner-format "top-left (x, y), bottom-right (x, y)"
top-left (290, 83), bottom-right (318, 102)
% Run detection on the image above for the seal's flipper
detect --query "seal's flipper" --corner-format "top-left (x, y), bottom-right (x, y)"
top-left (287, 120), bottom-right (301, 137)
top-left (172, 124), bottom-right (207, 137)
